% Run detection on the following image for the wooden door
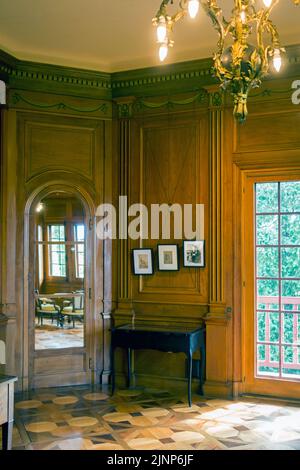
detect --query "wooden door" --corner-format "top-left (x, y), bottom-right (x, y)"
top-left (243, 172), bottom-right (300, 399)
top-left (27, 194), bottom-right (95, 389)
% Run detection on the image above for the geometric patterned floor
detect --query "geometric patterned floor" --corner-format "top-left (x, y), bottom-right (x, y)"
top-left (35, 319), bottom-right (84, 350)
top-left (5, 385), bottom-right (300, 450)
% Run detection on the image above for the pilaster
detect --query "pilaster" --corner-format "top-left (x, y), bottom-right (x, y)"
top-left (114, 97), bottom-right (135, 320)
top-left (204, 87), bottom-right (232, 397)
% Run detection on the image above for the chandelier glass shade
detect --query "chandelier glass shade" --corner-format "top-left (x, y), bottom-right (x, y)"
top-left (152, 0), bottom-right (300, 123)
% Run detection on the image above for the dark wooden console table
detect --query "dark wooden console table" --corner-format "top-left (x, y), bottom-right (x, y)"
top-left (0, 375), bottom-right (17, 450)
top-left (110, 324), bottom-right (205, 407)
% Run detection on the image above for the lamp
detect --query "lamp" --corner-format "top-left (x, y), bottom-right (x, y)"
top-left (152, 0), bottom-right (300, 123)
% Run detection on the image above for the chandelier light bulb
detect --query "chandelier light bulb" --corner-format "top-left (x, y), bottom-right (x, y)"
top-left (273, 49), bottom-right (282, 72)
top-left (240, 9), bottom-right (246, 23)
top-left (159, 43), bottom-right (169, 62)
top-left (157, 16), bottom-right (167, 43)
top-left (152, 0), bottom-right (300, 122)
top-left (188, 0), bottom-right (200, 19)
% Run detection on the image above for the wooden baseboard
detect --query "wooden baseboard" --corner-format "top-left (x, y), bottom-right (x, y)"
top-left (203, 380), bottom-right (233, 398)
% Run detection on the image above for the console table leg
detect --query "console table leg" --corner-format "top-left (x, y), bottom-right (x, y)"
top-left (2, 421), bottom-right (13, 451)
top-left (187, 350), bottom-right (192, 407)
top-left (199, 342), bottom-right (206, 396)
top-left (127, 348), bottom-right (131, 388)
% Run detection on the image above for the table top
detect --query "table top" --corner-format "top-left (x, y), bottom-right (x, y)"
top-left (112, 323), bottom-right (204, 334)
top-left (35, 293), bottom-right (84, 299)
top-left (0, 375), bottom-right (18, 384)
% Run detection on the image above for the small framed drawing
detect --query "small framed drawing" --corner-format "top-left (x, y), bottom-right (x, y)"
top-left (132, 249), bottom-right (154, 275)
top-left (157, 244), bottom-right (179, 271)
top-left (183, 240), bottom-right (205, 268)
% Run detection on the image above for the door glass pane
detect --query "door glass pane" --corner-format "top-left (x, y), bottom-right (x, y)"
top-left (256, 215), bottom-right (278, 245)
top-left (257, 247), bottom-right (279, 278)
top-left (255, 181), bottom-right (300, 381)
top-left (34, 196), bottom-right (85, 351)
top-left (281, 248), bottom-right (300, 278)
top-left (256, 183), bottom-right (278, 213)
top-left (281, 215), bottom-right (300, 245)
top-left (280, 182), bottom-right (300, 212)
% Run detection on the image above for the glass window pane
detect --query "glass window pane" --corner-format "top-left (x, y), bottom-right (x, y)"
top-left (282, 313), bottom-right (299, 345)
top-left (257, 344), bottom-right (279, 377)
top-left (49, 242), bottom-right (66, 277)
top-left (78, 266), bottom-right (84, 278)
top-left (281, 215), bottom-right (300, 245)
top-left (51, 252), bottom-right (60, 265)
top-left (281, 182), bottom-right (300, 213)
top-left (258, 344), bottom-right (266, 361)
top-left (282, 280), bottom-right (300, 299)
top-left (257, 279), bottom-right (279, 298)
top-left (270, 344), bottom-right (280, 363)
top-left (257, 247), bottom-right (279, 278)
top-left (282, 347), bottom-right (300, 379)
top-left (256, 215), bottom-right (278, 245)
top-left (257, 312), bottom-right (266, 342)
top-left (75, 225), bottom-right (85, 242)
top-left (49, 225), bottom-right (65, 242)
top-left (281, 248), bottom-right (300, 278)
top-left (256, 183), bottom-right (278, 213)
top-left (51, 265), bottom-right (61, 276)
top-left (255, 181), bottom-right (300, 381)
top-left (270, 313), bottom-right (280, 343)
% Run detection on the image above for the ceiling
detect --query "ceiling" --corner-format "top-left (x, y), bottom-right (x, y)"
top-left (0, 0), bottom-right (299, 73)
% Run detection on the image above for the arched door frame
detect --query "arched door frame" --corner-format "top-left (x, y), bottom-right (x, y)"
top-left (22, 180), bottom-right (103, 390)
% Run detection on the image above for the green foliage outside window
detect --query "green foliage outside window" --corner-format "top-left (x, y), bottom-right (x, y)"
top-left (256, 182), bottom-right (300, 377)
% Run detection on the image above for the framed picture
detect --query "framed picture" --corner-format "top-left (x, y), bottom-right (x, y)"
top-left (157, 244), bottom-right (179, 271)
top-left (183, 240), bottom-right (205, 268)
top-left (132, 249), bottom-right (153, 275)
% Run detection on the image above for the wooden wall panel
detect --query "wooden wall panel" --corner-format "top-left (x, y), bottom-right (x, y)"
top-left (234, 110), bottom-right (300, 154)
top-left (0, 100), bottom-right (110, 390)
top-left (130, 112), bottom-right (209, 309)
top-left (24, 117), bottom-right (97, 183)
top-left (114, 109), bottom-right (210, 391)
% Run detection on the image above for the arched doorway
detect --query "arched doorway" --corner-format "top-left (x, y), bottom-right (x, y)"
top-left (23, 183), bottom-right (100, 389)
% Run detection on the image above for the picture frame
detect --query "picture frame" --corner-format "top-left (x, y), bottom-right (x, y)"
top-left (183, 240), bottom-right (205, 268)
top-left (157, 244), bottom-right (179, 271)
top-left (132, 248), bottom-right (154, 275)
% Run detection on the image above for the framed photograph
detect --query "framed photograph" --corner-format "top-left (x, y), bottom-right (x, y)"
top-left (183, 240), bottom-right (205, 268)
top-left (132, 249), bottom-right (153, 275)
top-left (157, 244), bottom-right (179, 271)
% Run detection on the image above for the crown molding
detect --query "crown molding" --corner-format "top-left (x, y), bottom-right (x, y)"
top-left (111, 57), bottom-right (216, 98)
top-left (0, 49), bottom-right (112, 100)
top-left (0, 44), bottom-right (300, 103)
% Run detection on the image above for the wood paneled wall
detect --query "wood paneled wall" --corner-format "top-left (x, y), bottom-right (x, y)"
top-left (1, 48), bottom-right (300, 397)
top-left (113, 77), bottom-right (300, 397)
top-left (0, 90), bottom-right (114, 390)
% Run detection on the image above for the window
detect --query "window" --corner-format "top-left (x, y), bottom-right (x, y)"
top-left (74, 224), bottom-right (85, 279)
top-left (48, 224), bottom-right (66, 277)
top-left (255, 182), bottom-right (300, 380)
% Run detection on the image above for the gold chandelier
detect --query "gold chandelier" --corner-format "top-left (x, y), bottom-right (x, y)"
top-left (152, 0), bottom-right (300, 122)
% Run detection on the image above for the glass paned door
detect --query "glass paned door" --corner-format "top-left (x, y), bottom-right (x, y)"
top-left (255, 182), bottom-right (300, 380)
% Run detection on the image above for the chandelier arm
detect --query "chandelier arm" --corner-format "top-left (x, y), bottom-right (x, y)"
top-left (257, 0), bottom-right (280, 45)
top-left (200, 1), bottom-right (225, 49)
top-left (152, 0), bottom-right (299, 123)
top-left (155, 0), bottom-right (171, 19)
